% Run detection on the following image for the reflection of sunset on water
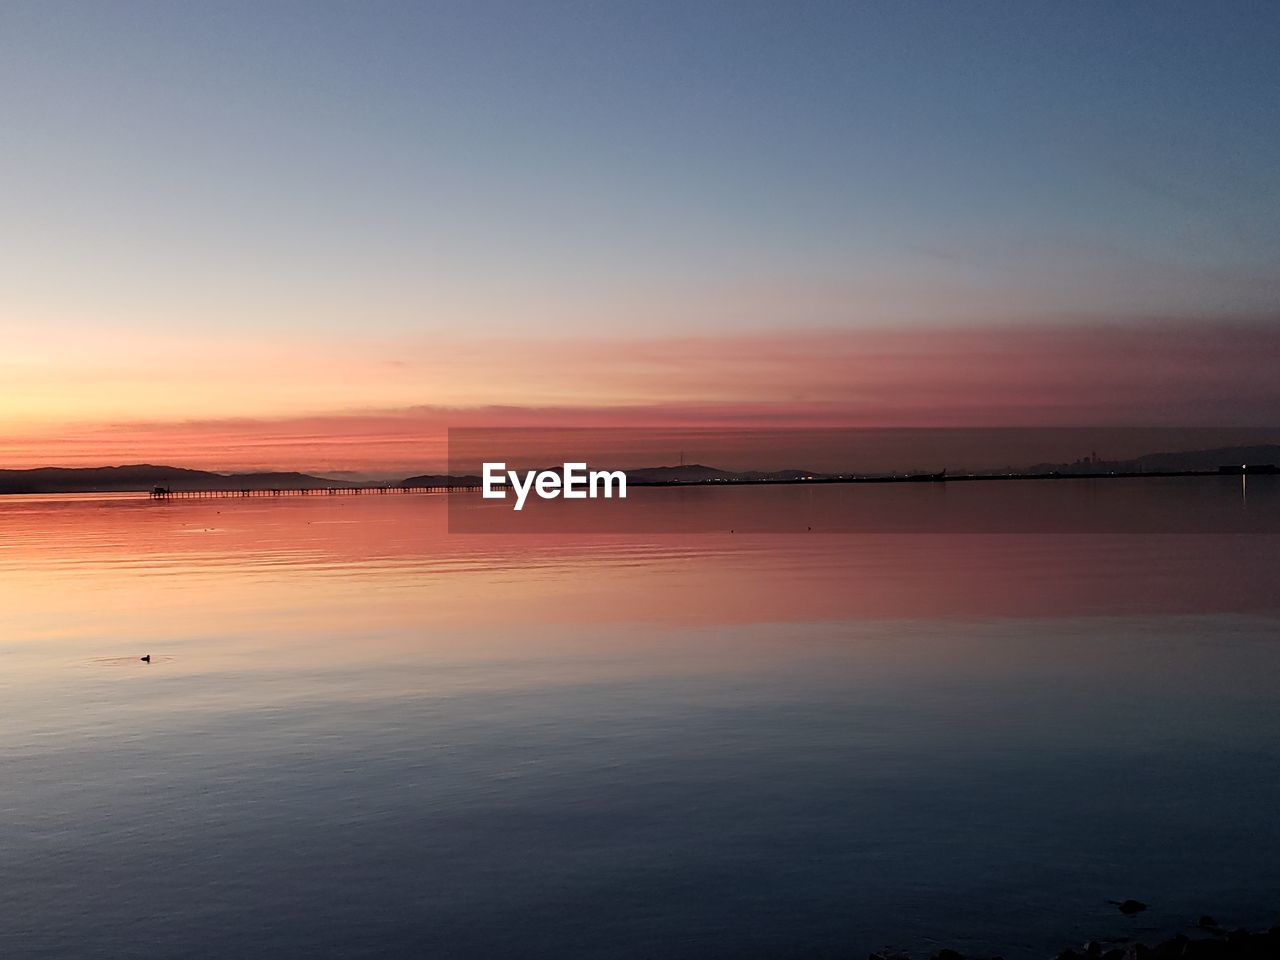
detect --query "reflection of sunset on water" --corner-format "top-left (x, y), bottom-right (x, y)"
top-left (3, 496), bottom-right (1280, 960)
top-left (3, 493), bottom-right (1277, 674)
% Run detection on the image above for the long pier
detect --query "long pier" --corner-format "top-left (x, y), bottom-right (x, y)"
top-left (150, 484), bottom-right (479, 500)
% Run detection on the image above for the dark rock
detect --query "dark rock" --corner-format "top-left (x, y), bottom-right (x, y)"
top-left (931, 950), bottom-right (965, 960)
top-left (1116, 899), bottom-right (1147, 915)
top-left (1083, 941), bottom-right (1102, 957)
top-left (1056, 951), bottom-right (1084, 960)
top-left (1198, 917), bottom-right (1220, 931)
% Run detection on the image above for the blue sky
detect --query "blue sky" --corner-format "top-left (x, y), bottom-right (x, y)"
top-left (3, 0), bottom-right (1278, 338)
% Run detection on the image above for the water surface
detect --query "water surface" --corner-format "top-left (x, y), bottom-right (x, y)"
top-left (2, 484), bottom-right (1278, 959)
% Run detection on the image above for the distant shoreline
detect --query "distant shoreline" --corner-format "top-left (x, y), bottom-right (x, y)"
top-left (1, 466), bottom-right (1274, 498)
top-left (2, 446), bottom-right (1277, 496)
top-left (628, 468), bottom-right (1253, 487)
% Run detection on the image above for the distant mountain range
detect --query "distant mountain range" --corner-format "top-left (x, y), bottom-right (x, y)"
top-left (1, 444), bottom-right (1277, 494)
top-left (624, 465), bottom-right (824, 483)
top-left (397, 473), bottom-right (482, 488)
top-left (0, 464), bottom-right (361, 495)
top-left (1026, 444), bottom-right (1280, 475)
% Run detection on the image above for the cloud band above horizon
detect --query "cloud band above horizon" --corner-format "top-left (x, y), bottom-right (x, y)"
top-left (3, 319), bottom-right (1277, 473)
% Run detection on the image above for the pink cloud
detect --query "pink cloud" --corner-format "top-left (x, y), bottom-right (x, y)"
top-left (2, 319), bottom-right (1277, 472)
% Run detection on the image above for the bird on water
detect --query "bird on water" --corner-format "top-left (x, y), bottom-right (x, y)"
top-left (140, 655), bottom-right (151, 663)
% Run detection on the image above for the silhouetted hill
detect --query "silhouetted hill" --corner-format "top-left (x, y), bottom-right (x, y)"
top-left (1027, 444), bottom-right (1280, 475)
top-left (0, 464), bottom-right (358, 494)
top-left (398, 473), bottom-right (482, 488)
top-left (1132, 444), bottom-right (1280, 471)
top-left (625, 464), bottom-right (736, 483)
top-left (625, 464), bottom-right (831, 483)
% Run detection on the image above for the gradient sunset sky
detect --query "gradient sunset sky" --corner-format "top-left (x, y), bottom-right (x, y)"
top-left (3, 1), bottom-right (1279, 473)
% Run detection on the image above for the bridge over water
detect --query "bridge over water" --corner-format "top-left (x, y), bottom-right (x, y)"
top-left (149, 484), bottom-right (480, 500)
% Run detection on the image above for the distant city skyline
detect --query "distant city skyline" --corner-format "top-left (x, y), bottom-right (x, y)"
top-left (3, 1), bottom-right (1279, 470)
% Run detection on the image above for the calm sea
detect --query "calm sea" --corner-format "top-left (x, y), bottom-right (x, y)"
top-left (2, 481), bottom-right (1278, 959)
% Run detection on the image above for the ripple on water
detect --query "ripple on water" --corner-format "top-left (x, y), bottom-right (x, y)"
top-left (81, 655), bottom-right (178, 667)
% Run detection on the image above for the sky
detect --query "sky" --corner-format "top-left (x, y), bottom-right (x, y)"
top-left (2, 1), bottom-right (1279, 473)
